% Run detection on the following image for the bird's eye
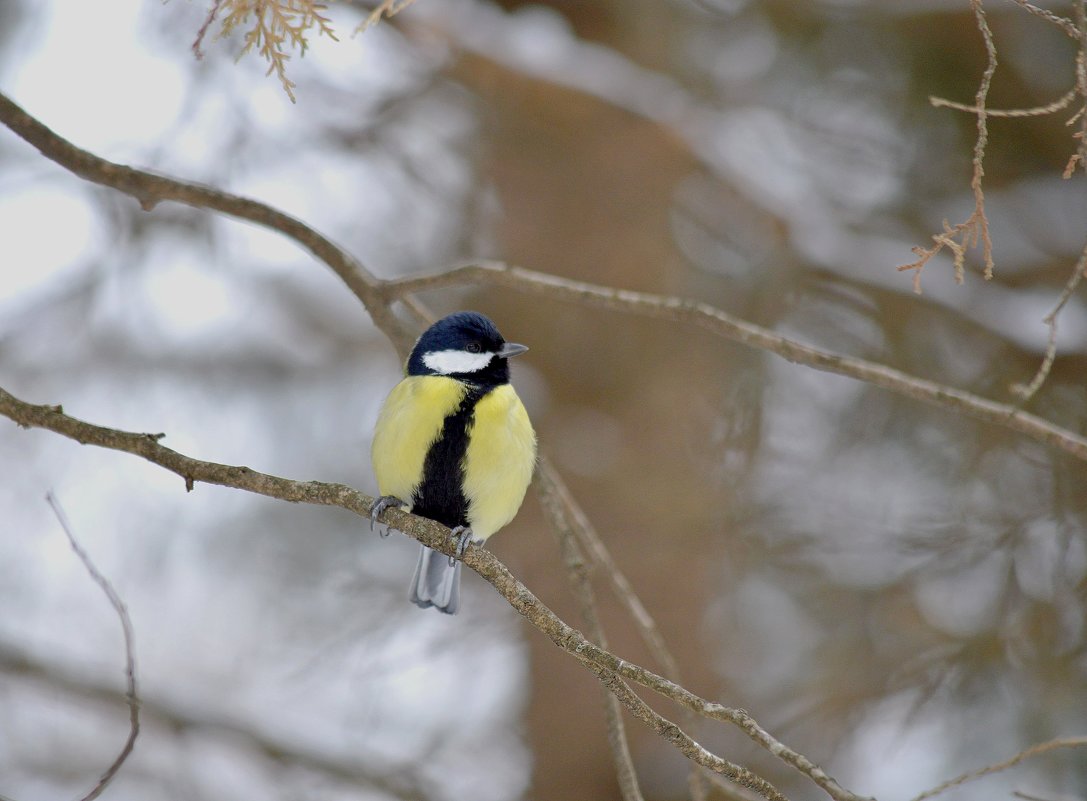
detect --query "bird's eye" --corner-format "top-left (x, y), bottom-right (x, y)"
top-left (466, 342), bottom-right (482, 354)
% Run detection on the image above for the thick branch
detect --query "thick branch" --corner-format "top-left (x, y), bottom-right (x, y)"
top-left (387, 262), bottom-right (1087, 464)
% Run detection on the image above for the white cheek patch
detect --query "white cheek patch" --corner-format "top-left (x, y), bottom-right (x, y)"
top-left (422, 349), bottom-right (494, 375)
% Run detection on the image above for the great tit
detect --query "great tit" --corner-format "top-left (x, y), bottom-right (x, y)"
top-left (370, 311), bottom-right (537, 614)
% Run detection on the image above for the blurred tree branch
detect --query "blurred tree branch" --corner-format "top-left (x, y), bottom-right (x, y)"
top-left (0, 641), bottom-right (433, 801)
top-left (42, 493), bottom-right (139, 801)
top-left (910, 736), bottom-right (1087, 801)
top-left (0, 91), bottom-right (416, 356)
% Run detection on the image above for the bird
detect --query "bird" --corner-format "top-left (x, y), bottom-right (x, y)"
top-left (370, 311), bottom-right (537, 614)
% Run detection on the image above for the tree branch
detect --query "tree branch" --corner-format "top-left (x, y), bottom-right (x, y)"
top-left (0, 385), bottom-right (821, 801)
top-left (0, 641), bottom-right (432, 801)
top-left (44, 493), bottom-right (139, 801)
top-left (0, 92), bottom-right (415, 355)
top-left (386, 262), bottom-right (1087, 464)
top-left (538, 464), bottom-right (650, 801)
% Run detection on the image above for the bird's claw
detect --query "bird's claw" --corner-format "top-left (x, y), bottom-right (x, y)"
top-left (370, 495), bottom-right (405, 537)
top-left (449, 526), bottom-right (474, 566)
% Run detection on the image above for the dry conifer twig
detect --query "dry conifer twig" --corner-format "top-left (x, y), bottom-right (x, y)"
top-left (201, 0), bottom-right (340, 102)
top-left (900, 0), bottom-right (997, 292)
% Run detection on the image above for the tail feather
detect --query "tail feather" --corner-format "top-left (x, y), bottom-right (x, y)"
top-left (409, 545), bottom-right (461, 614)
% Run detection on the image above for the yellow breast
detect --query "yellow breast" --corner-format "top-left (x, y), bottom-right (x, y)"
top-left (463, 384), bottom-right (537, 540)
top-left (371, 376), bottom-right (466, 504)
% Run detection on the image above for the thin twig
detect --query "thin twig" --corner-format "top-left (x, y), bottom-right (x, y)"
top-left (929, 88), bottom-right (1076, 117)
top-left (1011, 242), bottom-right (1087, 402)
top-left (540, 460), bottom-right (684, 681)
top-left (45, 493), bottom-right (140, 801)
top-left (192, 0), bottom-right (227, 58)
top-left (537, 459), bottom-right (710, 801)
top-left (354, 0), bottom-right (419, 34)
top-left (590, 666), bottom-right (790, 801)
top-left (1012, 791), bottom-right (1080, 801)
top-left (1007, 0), bottom-right (1080, 38)
top-left (1070, 0), bottom-right (1087, 177)
top-left (909, 737), bottom-right (1087, 801)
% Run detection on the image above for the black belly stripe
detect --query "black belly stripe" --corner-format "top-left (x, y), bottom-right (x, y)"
top-left (411, 384), bottom-right (488, 529)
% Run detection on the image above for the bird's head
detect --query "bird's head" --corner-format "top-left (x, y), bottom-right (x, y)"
top-left (406, 311), bottom-right (528, 386)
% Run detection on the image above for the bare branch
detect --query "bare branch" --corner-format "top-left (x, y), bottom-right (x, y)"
top-left (0, 92), bottom-right (415, 355)
top-left (387, 261), bottom-right (1087, 463)
top-left (1011, 242), bottom-right (1087, 402)
top-left (540, 460), bottom-right (684, 681)
top-left (0, 386), bottom-right (814, 801)
top-left (909, 737), bottom-right (1087, 801)
top-left (590, 666), bottom-right (791, 801)
top-left (537, 465), bottom-right (647, 801)
top-left (929, 88), bottom-right (1076, 118)
top-left (44, 493), bottom-right (140, 801)
top-left (192, 0), bottom-right (227, 59)
top-left (1007, 0), bottom-right (1080, 38)
top-left (1071, 0), bottom-right (1087, 177)
top-left (0, 640), bottom-right (433, 800)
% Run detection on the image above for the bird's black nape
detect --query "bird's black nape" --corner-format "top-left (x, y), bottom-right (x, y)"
top-left (406, 311), bottom-right (520, 387)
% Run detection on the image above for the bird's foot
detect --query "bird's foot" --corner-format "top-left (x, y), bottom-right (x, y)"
top-left (449, 526), bottom-right (475, 565)
top-left (370, 495), bottom-right (405, 537)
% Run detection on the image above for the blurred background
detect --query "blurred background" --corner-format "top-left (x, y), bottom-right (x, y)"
top-left (1, 1), bottom-right (1086, 799)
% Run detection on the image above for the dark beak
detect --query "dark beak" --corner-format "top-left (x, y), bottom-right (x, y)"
top-left (498, 342), bottom-right (528, 359)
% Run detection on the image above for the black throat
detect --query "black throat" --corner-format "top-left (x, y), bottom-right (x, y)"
top-left (411, 383), bottom-right (489, 529)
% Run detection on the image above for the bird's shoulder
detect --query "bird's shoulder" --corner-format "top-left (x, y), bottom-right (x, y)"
top-left (383, 374), bottom-right (468, 414)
